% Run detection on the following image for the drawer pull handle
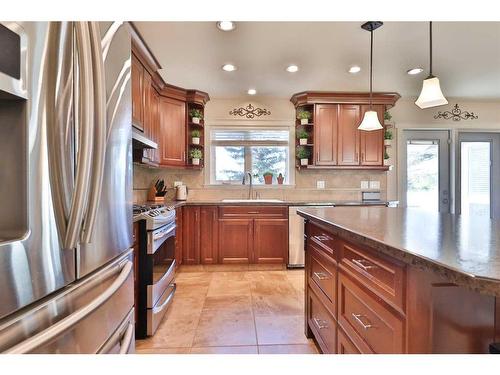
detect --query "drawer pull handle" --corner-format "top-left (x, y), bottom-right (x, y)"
top-left (313, 235), bottom-right (332, 242)
top-left (352, 313), bottom-right (373, 330)
top-left (247, 211), bottom-right (259, 214)
top-left (313, 318), bottom-right (329, 329)
top-left (313, 271), bottom-right (330, 280)
top-left (352, 258), bottom-right (377, 271)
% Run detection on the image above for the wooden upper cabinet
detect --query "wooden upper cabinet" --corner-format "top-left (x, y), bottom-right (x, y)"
top-left (218, 219), bottom-right (253, 264)
top-left (337, 105), bottom-right (361, 166)
top-left (359, 105), bottom-right (384, 166)
top-left (254, 218), bottom-right (288, 264)
top-left (131, 54), bottom-right (144, 131)
top-left (149, 89), bottom-right (160, 164)
top-left (182, 206), bottom-right (200, 264)
top-left (200, 207), bottom-right (219, 264)
top-left (314, 104), bottom-right (338, 166)
top-left (159, 96), bottom-right (186, 166)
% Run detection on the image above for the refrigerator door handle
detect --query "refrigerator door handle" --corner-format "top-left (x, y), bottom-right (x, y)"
top-left (64, 22), bottom-right (95, 250)
top-left (81, 21), bottom-right (107, 244)
top-left (4, 259), bottom-right (133, 354)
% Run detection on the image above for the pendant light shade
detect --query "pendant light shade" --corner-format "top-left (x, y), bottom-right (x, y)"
top-left (358, 21), bottom-right (383, 131)
top-left (415, 22), bottom-right (448, 109)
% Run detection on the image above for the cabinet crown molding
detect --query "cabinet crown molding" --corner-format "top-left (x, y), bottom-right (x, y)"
top-left (290, 91), bottom-right (401, 108)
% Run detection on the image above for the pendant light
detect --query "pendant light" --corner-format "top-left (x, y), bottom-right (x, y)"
top-left (415, 22), bottom-right (448, 109)
top-left (358, 21), bottom-right (383, 131)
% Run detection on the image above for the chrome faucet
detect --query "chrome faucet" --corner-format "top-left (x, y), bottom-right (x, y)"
top-left (242, 171), bottom-right (253, 199)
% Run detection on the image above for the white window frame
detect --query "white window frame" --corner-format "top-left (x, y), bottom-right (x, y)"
top-left (208, 126), bottom-right (292, 186)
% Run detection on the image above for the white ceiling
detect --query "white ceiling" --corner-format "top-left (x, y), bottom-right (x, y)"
top-left (134, 22), bottom-right (500, 99)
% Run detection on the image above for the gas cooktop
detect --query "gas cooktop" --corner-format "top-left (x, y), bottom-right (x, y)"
top-left (133, 204), bottom-right (176, 230)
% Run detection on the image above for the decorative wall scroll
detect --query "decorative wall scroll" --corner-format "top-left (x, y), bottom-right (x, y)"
top-left (229, 104), bottom-right (271, 119)
top-left (434, 104), bottom-right (478, 121)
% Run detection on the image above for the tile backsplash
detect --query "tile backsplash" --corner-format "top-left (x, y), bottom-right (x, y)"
top-left (133, 164), bottom-right (387, 203)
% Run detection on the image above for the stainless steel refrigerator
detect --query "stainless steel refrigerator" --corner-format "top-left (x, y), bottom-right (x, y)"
top-left (0, 21), bottom-right (134, 353)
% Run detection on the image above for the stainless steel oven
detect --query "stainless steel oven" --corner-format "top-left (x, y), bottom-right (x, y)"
top-left (134, 205), bottom-right (176, 338)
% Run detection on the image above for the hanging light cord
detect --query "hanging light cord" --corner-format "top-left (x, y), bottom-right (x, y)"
top-left (429, 21), bottom-right (433, 77)
top-left (369, 28), bottom-right (373, 110)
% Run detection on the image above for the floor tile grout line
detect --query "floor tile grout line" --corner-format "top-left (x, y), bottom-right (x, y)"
top-left (249, 276), bottom-right (261, 353)
top-left (187, 272), bottom-right (213, 352)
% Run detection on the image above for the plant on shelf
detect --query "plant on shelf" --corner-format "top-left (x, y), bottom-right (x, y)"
top-left (383, 150), bottom-right (390, 166)
top-left (277, 173), bottom-right (284, 185)
top-left (263, 171), bottom-right (273, 185)
top-left (189, 108), bottom-right (203, 124)
top-left (191, 129), bottom-right (201, 145)
top-left (384, 110), bottom-right (392, 124)
top-left (296, 146), bottom-right (311, 166)
top-left (189, 148), bottom-right (203, 165)
top-left (384, 129), bottom-right (393, 146)
top-left (297, 109), bottom-right (312, 125)
top-left (296, 129), bottom-right (309, 145)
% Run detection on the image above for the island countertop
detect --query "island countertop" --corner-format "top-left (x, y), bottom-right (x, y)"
top-left (297, 206), bottom-right (500, 296)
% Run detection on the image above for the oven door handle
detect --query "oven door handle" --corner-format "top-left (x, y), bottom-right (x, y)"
top-left (153, 283), bottom-right (176, 314)
top-left (153, 225), bottom-right (175, 241)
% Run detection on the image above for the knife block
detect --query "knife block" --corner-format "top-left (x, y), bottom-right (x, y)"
top-left (147, 186), bottom-right (164, 202)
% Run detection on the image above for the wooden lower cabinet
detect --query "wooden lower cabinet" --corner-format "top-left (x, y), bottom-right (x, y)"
top-left (337, 326), bottom-right (362, 354)
top-left (182, 206), bottom-right (200, 264)
top-left (307, 286), bottom-right (337, 353)
top-left (253, 218), bottom-right (288, 263)
top-left (174, 207), bottom-right (183, 267)
top-left (218, 218), bottom-right (253, 264)
top-left (200, 207), bottom-right (218, 264)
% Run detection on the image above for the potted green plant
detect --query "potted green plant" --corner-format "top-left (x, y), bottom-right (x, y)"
top-left (277, 173), bottom-right (284, 185)
top-left (263, 171), bottom-right (273, 184)
top-left (296, 146), bottom-right (310, 166)
top-left (189, 148), bottom-right (203, 165)
top-left (384, 129), bottom-right (393, 146)
top-left (383, 150), bottom-right (390, 166)
top-left (384, 110), bottom-right (392, 125)
top-left (189, 108), bottom-right (203, 124)
top-left (296, 129), bottom-right (309, 145)
top-left (191, 129), bottom-right (201, 145)
top-left (297, 109), bottom-right (312, 125)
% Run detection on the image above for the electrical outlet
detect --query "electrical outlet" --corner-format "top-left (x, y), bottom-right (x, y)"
top-left (317, 180), bottom-right (325, 189)
top-left (173, 181), bottom-right (182, 187)
top-left (360, 181), bottom-right (369, 189)
top-left (369, 180), bottom-right (380, 189)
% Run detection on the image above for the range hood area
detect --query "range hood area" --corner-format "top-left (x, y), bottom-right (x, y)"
top-left (132, 128), bottom-right (157, 150)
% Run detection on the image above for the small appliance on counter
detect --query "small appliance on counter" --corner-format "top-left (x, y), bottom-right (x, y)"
top-left (175, 184), bottom-right (188, 201)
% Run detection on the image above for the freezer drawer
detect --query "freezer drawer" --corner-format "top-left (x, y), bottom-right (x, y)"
top-left (0, 249), bottom-right (134, 354)
top-left (98, 308), bottom-right (135, 354)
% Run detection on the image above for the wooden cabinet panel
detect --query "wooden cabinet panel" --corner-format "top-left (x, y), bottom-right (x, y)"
top-left (131, 54), bottom-right (144, 131)
top-left (337, 326), bottom-right (364, 354)
top-left (314, 104), bottom-right (338, 165)
top-left (149, 89), bottom-right (160, 164)
top-left (337, 105), bottom-right (361, 166)
top-left (308, 287), bottom-right (337, 354)
top-left (306, 221), bottom-right (337, 258)
top-left (219, 205), bottom-right (287, 218)
top-left (218, 219), bottom-right (253, 264)
top-left (159, 96), bottom-right (186, 166)
top-left (338, 272), bottom-right (405, 354)
top-left (182, 206), bottom-right (200, 264)
top-left (254, 218), bottom-right (288, 264)
top-left (175, 207), bottom-right (183, 267)
top-left (200, 207), bottom-right (218, 264)
top-left (308, 243), bottom-right (336, 315)
top-left (359, 105), bottom-right (384, 166)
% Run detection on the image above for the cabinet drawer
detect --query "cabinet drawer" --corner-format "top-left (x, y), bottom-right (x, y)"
top-left (307, 287), bottom-right (337, 354)
top-left (308, 243), bottom-right (336, 316)
top-left (339, 240), bottom-right (405, 312)
top-left (219, 205), bottom-right (287, 218)
top-left (338, 272), bottom-right (405, 354)
top-left (306, 222), bottom-right (336, 258)
top-left (337, 326), bottom-right (366, 354)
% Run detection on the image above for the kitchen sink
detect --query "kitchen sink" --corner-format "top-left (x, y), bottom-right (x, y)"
top-left (221, 199), bottom-right (283, 203)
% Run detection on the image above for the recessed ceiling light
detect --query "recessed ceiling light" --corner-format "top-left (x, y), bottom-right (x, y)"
top-left (286, 65), bottom-right (299, 73)
top-left (216, 21), bottom-right (235, 31)
top-left (247, 89), bottom-right (257, 95)
top-left (348, 66), bottom-right (361, 74)
top-left (222, 64), bottom-right (237, 72)
top-left (407, 67), bottom-right (424, 75)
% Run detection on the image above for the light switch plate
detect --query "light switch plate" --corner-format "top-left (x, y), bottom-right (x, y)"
top-left (317, 180), bottom-right (325, 189)
top-left (369, 180), bottom-right (380, 189)
top-left (360, 181), bottom-right (369, 189)
top-left (173, 181), bottom-right (182, 187)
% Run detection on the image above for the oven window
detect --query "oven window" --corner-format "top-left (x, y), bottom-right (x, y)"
top-left (152, 236), bottom-right (175, 283)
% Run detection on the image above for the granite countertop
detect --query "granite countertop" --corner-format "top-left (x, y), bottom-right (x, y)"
top-left (297, 206), bottom-right (500, 296)
top-left (162, 199), bottom-right (396, 208)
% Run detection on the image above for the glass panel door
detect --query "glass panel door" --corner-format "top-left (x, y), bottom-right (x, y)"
top-left (401, 130), bottom-right (450, 212)
top-left (460, 142), bottom-right (491, 217)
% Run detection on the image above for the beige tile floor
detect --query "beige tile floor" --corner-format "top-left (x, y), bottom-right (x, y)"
top-left (136, 264), bottom-right (319, 354)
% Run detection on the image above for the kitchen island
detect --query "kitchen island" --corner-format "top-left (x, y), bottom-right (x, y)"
top-left (297, 206), bottom-right (500, 354)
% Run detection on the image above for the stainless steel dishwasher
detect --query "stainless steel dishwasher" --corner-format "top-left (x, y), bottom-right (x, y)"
top-left (288, 205), bottom-right (334, 268)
